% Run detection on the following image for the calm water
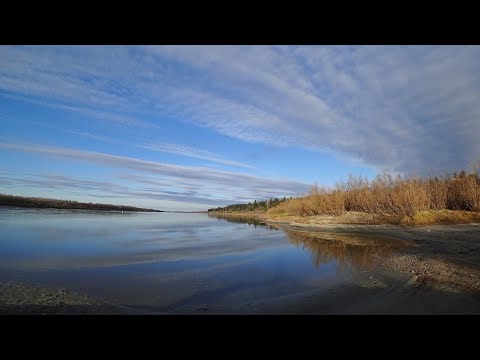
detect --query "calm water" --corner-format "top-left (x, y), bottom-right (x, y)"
top-left (0, 208), bottom-right (403, 313)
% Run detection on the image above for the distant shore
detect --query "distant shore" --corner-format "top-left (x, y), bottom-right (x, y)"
top-left (0, 194), bottom-right (163, 212)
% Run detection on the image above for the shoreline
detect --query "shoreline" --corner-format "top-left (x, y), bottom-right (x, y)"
top-left (0, 281), bottom-right (128, 315)
top-left (209, 209), bottom-right (480, 226)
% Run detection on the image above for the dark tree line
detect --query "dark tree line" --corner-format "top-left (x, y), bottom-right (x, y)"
top-left (207, 197), bottom-right (290, 213)
top-left (0, 194), bottom-right (162, 212)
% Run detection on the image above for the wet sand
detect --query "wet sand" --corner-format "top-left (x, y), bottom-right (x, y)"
top-left (0, 281), bottom-right (127, 315)
top-left (2, 222), bottom-right (480, 314)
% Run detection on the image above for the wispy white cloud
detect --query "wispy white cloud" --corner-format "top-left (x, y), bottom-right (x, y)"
top-left (0, 142), bottom-right (310, 207)
top-left (65, 130), bottom-right (114, 143)
top-left (0, 92), bottom-right (156, 129)
top-left (139, 143), bottom-right (255, 169)
top-left (1, 45), bottom-right (479, 174)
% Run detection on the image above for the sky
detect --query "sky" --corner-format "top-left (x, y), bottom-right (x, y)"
top-left (1, 45), bottom-right (479, 211)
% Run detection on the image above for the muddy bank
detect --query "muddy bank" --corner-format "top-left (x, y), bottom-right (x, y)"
top-left (0, 282), bottom-right (127, 315)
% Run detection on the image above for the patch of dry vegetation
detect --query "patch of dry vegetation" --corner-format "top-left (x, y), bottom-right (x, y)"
top-left (207, 211), bottom-right (266, 224)
top-left (405, 210), bottom-right (480, 225)
top-left (268, 166), bottom-right (480, 225)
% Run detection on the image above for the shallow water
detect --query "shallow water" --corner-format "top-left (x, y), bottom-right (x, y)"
top-left (0, 208), bottom-right (404, 312)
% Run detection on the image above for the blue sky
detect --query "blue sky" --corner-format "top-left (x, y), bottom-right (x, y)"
top-left (1, 45), bottom-right (479, 211)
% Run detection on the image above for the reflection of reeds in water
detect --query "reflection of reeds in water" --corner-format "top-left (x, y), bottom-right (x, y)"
top-left (208, 212), bottom-right (267, 227)
top-left (285, 230), bottom-right (408, 273)
top-left (210, 212), bottom-right (408, 273)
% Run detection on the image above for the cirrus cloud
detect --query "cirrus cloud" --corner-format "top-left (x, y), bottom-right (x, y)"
top-left (1, 45), bottom-right (479, 174)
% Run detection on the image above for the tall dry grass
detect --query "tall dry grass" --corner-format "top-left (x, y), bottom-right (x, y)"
top-left (268, 168), bottom-right (480, 220)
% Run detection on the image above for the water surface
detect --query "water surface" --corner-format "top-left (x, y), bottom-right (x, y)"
top-left (0, 208), bottom-right (403, 313)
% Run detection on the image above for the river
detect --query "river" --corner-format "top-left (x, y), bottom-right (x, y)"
top-left (0, 207), bottom-right (403, 313)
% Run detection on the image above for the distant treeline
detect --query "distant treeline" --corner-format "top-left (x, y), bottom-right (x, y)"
top-left (207, 197), bottom-right (290, 213)
top-left (0, 194), bottom-right (162, 212)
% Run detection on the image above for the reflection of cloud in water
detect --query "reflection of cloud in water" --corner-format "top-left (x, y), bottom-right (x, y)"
top-left (3, 233), bottom-right (284, 270)
top-left (285, 230), bottom-right (410, 273)
top-left (36, 227), bottom-right (119, 242)
top-left (0, 207), bottom-right (139, 217)
top-left (115, 231), bottom-right (201, 248)
top-left (138, 257), bottom-right (256, 282)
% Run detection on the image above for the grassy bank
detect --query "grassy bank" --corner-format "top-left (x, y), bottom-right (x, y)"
top-left (266, 170), bottom-right (480, 225)
top-left (0, 194), bottom-right (162, 212)
top-left (211, 168), bottom-right (480, 226)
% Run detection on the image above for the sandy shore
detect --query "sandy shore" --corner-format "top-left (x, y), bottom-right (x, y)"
top-left (0, 282), bottom-right (127, 315)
